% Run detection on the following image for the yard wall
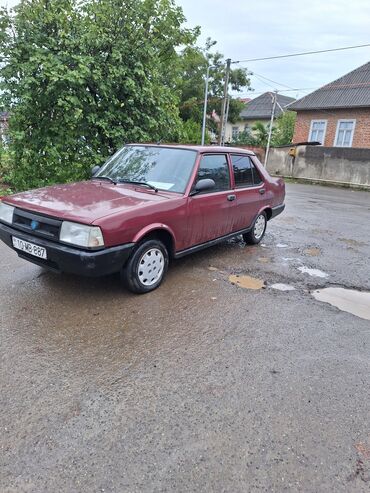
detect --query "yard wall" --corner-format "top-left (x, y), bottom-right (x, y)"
top-left (266, 145), bottom-right (370, 188)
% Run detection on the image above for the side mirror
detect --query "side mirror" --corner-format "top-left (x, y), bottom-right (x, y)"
top-left (91, 165), bottom-right (101, 177)
top-left (192, 178), bottom-right (216, 194)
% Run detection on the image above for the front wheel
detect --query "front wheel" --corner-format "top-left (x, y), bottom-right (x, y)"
top-left (243, 212), bottom-right (267, 245)
top-left (121, 239), bottom-right (169, 294)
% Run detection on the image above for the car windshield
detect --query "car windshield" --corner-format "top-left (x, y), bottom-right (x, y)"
top-left (95, 145), bottom-right (197, 193)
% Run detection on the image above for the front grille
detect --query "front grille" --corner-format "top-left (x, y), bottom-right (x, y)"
top-left (12, 208), bottom-right (62, 241)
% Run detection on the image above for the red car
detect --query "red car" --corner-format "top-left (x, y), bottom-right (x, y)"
top-left (0, 145), bottom-right (285, 293)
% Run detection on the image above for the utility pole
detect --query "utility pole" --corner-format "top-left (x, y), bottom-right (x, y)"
top-left (222, 95), bottom-right (230, 146)
top-left (201, 65), bottom-right (211, 146)
top-left (264, 90), bottom-right (278, 167)
top-left (218, 58), bottom-right (231, 145)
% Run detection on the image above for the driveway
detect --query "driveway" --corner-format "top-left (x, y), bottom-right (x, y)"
top-left (1, 183), bottom-right (369, 492)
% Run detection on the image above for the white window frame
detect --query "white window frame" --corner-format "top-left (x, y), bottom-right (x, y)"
top-left (309, 119), bottom-right (327, 145)
top-left (232, 126), bottom-right (240, 140)
top-left (334, 119), bottom-right (356, 147)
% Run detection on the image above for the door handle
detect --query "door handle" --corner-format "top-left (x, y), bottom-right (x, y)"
top-left (259, 189), bottom-right (266, 195)
top-left (227, 194), bottom-right (236, 201)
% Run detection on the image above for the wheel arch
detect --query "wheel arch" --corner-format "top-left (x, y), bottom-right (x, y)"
top-left (262, 207), bottom-right (273, 221)
top-left (133, 224), bottom-right (176, 258)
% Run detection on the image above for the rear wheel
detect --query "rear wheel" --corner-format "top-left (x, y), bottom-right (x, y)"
top-left (243, 211), bottom-right (267, 245)
top-left (122, 239), bottom-right (169, 294)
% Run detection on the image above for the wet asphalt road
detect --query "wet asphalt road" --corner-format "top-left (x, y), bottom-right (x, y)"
top-left (1, 183), bottom-right (370, 492)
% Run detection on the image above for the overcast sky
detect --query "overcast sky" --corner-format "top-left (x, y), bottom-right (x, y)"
top-left (1, 0), bottom-right (370, 100)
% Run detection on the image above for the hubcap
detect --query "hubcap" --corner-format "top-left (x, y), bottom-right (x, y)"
top-left (137, 248), bottom-right (165, 286)
top-left (254, 214), bottom-right (266, 239)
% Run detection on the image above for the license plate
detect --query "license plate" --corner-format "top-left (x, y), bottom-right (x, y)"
top-left (12, 236), bottom-right (47, 259)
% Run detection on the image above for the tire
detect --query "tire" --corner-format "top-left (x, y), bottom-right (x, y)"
top-left (121, 239), bottom-right (169, 294)
top-left (243, 211), bottom-right (267, 245)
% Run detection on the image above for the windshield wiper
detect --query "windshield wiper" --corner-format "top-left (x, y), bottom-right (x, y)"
top-left (92, 175), bottom-right (117, 185)
top-left (117, 179), bottom-right (158, 192)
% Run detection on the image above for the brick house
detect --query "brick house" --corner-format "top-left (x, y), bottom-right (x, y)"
top-left (224, 92), bottom-right (295, 142)
top-left (291, 61), bottom-right (370, 148)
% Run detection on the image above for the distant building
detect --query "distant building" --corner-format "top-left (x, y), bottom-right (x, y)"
top-left (290, 61), bottom-right (370, 148)
top-left (224, 92), bottom-right (295, 142)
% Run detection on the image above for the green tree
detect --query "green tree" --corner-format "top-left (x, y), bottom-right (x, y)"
top-left (232, 126), bottom-right (256, 146)
top-left (251, 121), bottom-right (272, 148)
top-left (177, 39), bottom-right (251, 134)
top-left (0, 0), bottom-right (198, 190)
top-left (180, 119), bottom-right (210, 144)
top-left (272, 111), bottom-right (296, 146)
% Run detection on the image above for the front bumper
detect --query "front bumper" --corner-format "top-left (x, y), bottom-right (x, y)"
top-left (0, 221), bottom-right (134, 277)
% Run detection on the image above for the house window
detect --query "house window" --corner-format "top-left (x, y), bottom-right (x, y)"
top-left (335, 120), bottom-right (356, 147)
top-left (232, 126), bottom-right (239, 140)
top-left (309, 120), bottom-right (327, 144)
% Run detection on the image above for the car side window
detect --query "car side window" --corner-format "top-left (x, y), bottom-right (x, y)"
top-left (231, 154), bottom-right (263, 187)
top-left (196, 154), bottom-right (230, 192)
top-left (252, 162), bottom-right (263, 185)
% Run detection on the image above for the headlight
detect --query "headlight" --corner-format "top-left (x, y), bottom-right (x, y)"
top-left (60, 221), bottom-right (104, 248)
top-left (0, 202), bottom-right (14, 224)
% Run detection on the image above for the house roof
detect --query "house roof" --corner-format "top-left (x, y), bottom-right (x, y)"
top-left (290, 61), bottom-right (370, 111)
top-left (239, 92), bottom-right (296, 120)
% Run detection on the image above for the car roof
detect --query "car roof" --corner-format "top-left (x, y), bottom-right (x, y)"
top-left (127, 143), bottom-right (256, 156)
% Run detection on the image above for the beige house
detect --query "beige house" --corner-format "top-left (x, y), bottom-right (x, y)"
top-left (224, 92), bottom-right (295, 142)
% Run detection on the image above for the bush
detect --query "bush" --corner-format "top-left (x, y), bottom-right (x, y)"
top-left (180, 119), bottom-right (210, 145)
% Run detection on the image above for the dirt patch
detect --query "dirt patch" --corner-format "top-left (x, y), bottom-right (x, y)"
top-left (304, 247), bottom-right (321, 256)
top-left (228, 274), bottom-right (265, 290)
top-left (258, 257), bottom-right (271, 264)
top-left (338, 238), bottom-right (366, 247)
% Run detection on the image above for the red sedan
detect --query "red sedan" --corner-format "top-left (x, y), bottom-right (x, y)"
top-left (0, 144), bottom-right (285, 293)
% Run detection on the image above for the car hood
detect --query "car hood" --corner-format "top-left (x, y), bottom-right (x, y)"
top-left (4, 180), bottom-right (174, 224)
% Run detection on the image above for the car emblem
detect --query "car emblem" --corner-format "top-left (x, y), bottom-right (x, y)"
top-left (30, 220), bottom-right (39, 230)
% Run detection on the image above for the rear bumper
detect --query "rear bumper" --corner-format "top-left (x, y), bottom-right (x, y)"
top-left (270, 203), bottom-right (285, 219)
top-left (0, 221), bottom-right (134, 277)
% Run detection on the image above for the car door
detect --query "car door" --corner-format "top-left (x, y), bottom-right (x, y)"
top-left (230, 154), bottom-right (267, 231)
top-left (185, 153), bottom-right (236, 247)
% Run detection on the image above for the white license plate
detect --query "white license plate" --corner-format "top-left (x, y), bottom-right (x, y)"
top-left (12, 236), bottom-right (47, 259)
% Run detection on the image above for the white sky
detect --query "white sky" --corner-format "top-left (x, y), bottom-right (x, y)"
top-left (2, 0), bottom-right (370, 100)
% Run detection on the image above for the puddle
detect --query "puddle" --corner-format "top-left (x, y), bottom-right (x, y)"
top-left (312, 287), bottom-right (370, 321)
top-left (304, 247), bottom-right (321, 257)
top-left (298, 266), bottom-right (329, 278)
top-left (270, 283), bottom-right (295, 292)
top-left (229, 274), bottom-right (265, 290)
top-left (276, 243), bottom-right (289, 248)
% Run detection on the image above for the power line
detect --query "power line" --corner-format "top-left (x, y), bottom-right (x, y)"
top-left (231, 42), bottom-right (370, 64)
top-left (238, 79), bottom-right (370, 98)
top-left (251, 71), bottom-right (296, 90)
top-left (238, 88), bottom-right (317, 98)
